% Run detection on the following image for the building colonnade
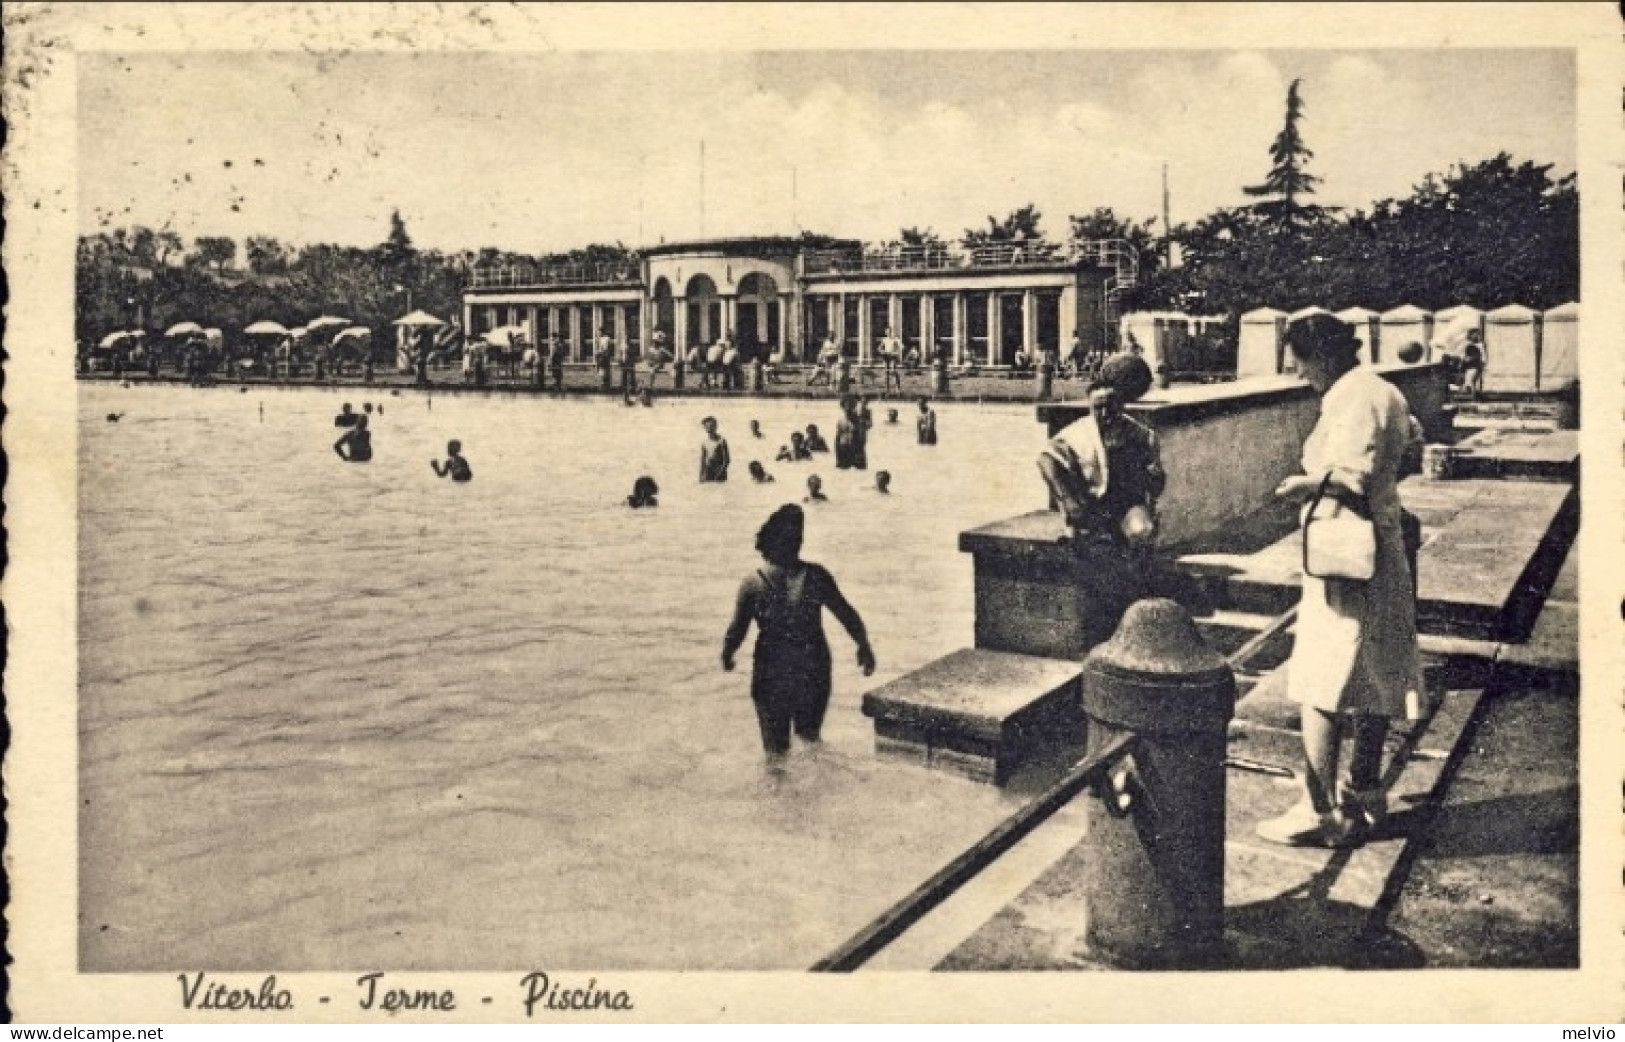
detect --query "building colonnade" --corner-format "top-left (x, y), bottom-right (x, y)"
top-left (467, 283), bottom-right (1080, 367)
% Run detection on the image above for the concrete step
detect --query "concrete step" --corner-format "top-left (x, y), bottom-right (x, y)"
top-left (861, 647), bottom-right (1084, 786)
top-left (1180, 478), bottom-right (1576, 643)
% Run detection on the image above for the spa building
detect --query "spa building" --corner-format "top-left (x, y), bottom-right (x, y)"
top-left (461, 235), bottom-right (1139, 365)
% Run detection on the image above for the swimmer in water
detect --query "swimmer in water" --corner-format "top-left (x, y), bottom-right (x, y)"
top-left (333, 414), bottom-right (372, 462)
top-left (627, 475), bottom-right (660, 508)
top-left (749, 460), bottom-right (775, 483)
top-left (916, 397), bottom-right (938, 445)
top-left (805, 424), bottom-right (829, 453)
top-left (699, 417), bottom-right (731, 483)
top-left (874, 470), bottom-right (891, 494)
top-left (334, 403), bottom-right (359, 428)
top-left (791, 431), bottom-right (812, 460)
top-left (804, 474), bottom-right (827, 502)
top-left (430, 439), bottom-right (473, 482)
top-left (750, 420), bottom-right (763, 439)
top-left (775, 444), bottom-right (794, 463)
top-left (886, 408), bottom-right (899, 424)
top-left (721, 503), bottom-right (876, 766)
top-left (639, 388), bottom-right (654, 408)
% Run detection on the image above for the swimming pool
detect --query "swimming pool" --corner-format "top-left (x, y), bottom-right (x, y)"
top-left (79, 382), bottom-right (1049, 970)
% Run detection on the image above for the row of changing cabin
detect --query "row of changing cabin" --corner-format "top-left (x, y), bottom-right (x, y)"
top-left (1235, 302), bottom-right (1579, 392)
top-left (860, 358), bottom-right (1578, 785)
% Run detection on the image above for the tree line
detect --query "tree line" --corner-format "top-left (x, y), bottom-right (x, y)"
top-left (76, 210), bottom-right (635, 345)
top-left (77, 82), bottom-right (1577, 346)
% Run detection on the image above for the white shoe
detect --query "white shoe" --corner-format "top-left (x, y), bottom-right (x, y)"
top-left (1255, 800), bottom-right (1358, 848)
top-left (1339, 783), bottom-right (1389, 831)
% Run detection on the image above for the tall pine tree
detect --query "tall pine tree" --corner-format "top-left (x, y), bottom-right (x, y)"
top-left (1244, 79), bottom-right (1324, 231)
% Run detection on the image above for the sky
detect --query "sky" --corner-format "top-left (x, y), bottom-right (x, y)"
top-left (78, 49), bottom-right (1575, 257)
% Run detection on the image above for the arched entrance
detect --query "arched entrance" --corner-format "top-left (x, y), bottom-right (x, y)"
top-left (651, 277), bottom-right (675, 342)
top-left (685, 274), bottom-right (720, 349)
top-left (735, 272), bottom-right (780, 359)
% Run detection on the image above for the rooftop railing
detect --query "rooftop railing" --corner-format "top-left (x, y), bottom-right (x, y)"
top-left (470, 260), bottom-right (642, 290)
top-left (802, 238), bottom-right (1134, 276)
top-left (467, 239), bottom-right (1139, 288)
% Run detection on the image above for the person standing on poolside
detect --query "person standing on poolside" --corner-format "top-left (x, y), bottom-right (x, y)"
top-left (722, 504), bottom-right (875, 766)
top-left (699, 416), bottom-right (731, 482)
top-left (706, 338), bottom-right (726, 390)
top-left (595, 330), bottom-right (615, 391)
top-left (1256, 313), bottom-right (1425, 849)
top-left (878, 328), bottom-right (904, 395)
top-left (620, 333), bottom-right (640, 394)
top-left (548, 335), bottom-right (565, 392)
top-left (721, 335), bottom-right (741, 392)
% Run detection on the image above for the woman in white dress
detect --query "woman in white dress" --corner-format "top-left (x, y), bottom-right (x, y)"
top-left (1257, 313), bottom-right (1426, 848)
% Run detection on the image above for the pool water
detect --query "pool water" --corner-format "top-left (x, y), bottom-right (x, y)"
top-left (79, 382), bottom-right (1048, 970)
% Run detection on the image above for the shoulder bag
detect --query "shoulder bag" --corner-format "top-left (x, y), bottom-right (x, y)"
top-left (1302, 475), bottom-right (1376, 581)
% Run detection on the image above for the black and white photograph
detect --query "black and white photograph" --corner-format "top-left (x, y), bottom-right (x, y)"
top-left (5, 1), bottom-right (1620, 1023)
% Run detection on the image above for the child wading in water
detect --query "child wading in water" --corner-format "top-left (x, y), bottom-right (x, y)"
top-left (431, 440), bottom-right (473, 482)
top-left (722, 504), bottom-right (875, 767)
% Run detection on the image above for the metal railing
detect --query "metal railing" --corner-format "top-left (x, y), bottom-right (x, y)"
top-left (809, 601), bottom-right (1292, 973)
top-left (803, 238), bottom-right (1134, 276)
top-left (810, 730), bottom-right (1138, 972)
top-left (469, 260), bottom-right (642, 290)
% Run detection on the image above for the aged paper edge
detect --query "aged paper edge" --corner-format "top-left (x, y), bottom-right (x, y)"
top-left (3, 1), bottom-right (1621, 1023)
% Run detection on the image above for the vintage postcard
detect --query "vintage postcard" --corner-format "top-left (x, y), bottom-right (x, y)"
top-left (5, 1), bottom-right (1622, 1023)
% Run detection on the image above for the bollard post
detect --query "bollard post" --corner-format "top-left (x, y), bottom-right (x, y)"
top-left (932, 357), bottom-right (951, 396)
top-left (1080, 598), bottom-right (1235, 969)
top-left (1037, 360), bottom-right (1054, 401)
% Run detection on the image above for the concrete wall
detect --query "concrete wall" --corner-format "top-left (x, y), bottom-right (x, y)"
top-left (1039, 362), bottom-right (1453, 547)
top-left (1148, 390), bottom-right (1319, 546)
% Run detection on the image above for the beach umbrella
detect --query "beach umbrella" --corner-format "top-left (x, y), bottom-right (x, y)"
top-left (333, 325), bottom-right (372, 344)
top-left (165, 321), bottom-right (205, 339)
top-left (98, 331), bottom-right (132, 349)
top-left (306, 315), bottom-right (351, 333)
top-left (243, 320), bottom-right (289, 337)
top-left (393, 309), bottom-right (446, 328)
